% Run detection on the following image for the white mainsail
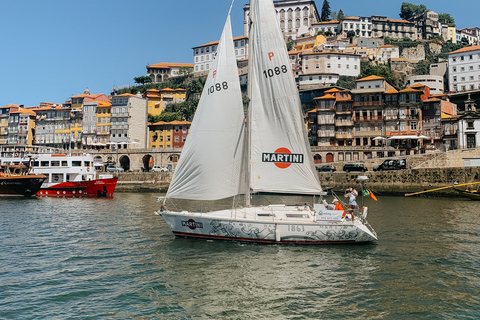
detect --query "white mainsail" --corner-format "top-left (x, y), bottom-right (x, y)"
top-left (247, 0), bottom-right (322, 195)
top-left (166, 13), bottom-right (245, 201)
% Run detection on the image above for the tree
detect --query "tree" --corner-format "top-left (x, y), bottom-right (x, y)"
top-left (399, 2), bottom-right (428, 20)
top-left (360, 61), bottom-right (398, 89)
top-left (321, 0), bottom-right (331, 22)
top-left (134, 75), bottom-right (152, 85)
top-left (336, 76), bottom-right (356, 90)
top-left (346, 30), bottom-right (356, 43)
top-left (337, 9), bottom-right (345, 21)
top-left (415, 60), bottom-right (430, 75)
top-left (178, 66), bottom-right (193, 77)
top-left (438, 13), bottom-right (455, 25)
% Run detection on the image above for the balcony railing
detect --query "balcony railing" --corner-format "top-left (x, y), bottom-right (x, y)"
top-left (335, 132), bottom-right (354, 139)
top-left (317, 118), bottom-right (335, 125)
top-left (335, 120), bottom-right (354, 126)
top-left (352, 100), bottom-right (383, 107)
top-left (354, 116), bottom-right (383, 121)
top-left (317, 131), bottom-right (335, 138)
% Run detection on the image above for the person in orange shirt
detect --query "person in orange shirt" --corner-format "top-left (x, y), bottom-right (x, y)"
top-left (332, 198), bottom-right (346, 218)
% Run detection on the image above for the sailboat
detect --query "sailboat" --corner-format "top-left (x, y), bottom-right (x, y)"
top-left (158, 0), bottom-right (377, 244)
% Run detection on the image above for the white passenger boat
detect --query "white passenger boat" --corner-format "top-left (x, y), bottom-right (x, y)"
top-left (0, 146), bottom-right (117, 197)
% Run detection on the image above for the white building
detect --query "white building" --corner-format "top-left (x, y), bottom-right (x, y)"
top-left (146, 63), bottom-right (194, 83)
top-left (110, 93), bottom-right (148, 149)
top-left (192, 36), bottom-right (247, 76)
top-left (458, 94), bottom-right (480, 148)
top-left (405, 75), bottom-right (445, 94)
top-left (448, 44), bottom-right (480, 93)
top-left (340, 17), bottom-right (372, 37)
top-left (243, 0), bottom-right (320, 40)
top-left (300, 52), bottom-right (361, 78)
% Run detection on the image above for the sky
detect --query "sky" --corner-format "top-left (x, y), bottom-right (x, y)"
top-left (1, 0), bottom-right (479, 107)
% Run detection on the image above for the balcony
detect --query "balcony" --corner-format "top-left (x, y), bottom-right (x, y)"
top-left (317, 131), bottom-right (335, 138)
top-left (335, 120), bottom-right (354, 126)
top-left (352, 100), bottom-right (383, 107)
top-left (336, 132), bottom-right (354, 139)
top-left (335, 108), bottom-right (352, 114)
top-left (354, 116), bottom-right (383, 121)
top-left (317, 118), bottom-right (335, 125)
top-left (443, 129), bottom-right (457, 136)
top-left (354, 130), bottom-right (382, 137)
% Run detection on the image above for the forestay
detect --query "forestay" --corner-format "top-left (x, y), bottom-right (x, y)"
top-left (248, 0), bottom-right (322, 195)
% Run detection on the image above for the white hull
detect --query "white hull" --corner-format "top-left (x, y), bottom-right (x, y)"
top-left (160, 205), bottom-right (377, 244)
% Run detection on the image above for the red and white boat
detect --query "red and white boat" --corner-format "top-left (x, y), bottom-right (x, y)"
top-left (1, 146), bottom-right (117, 197)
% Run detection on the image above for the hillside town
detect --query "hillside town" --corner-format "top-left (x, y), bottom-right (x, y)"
top-left (1, 0), bottom-right (480, 167)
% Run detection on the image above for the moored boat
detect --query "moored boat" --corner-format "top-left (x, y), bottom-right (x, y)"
top-left (453, 184), bottom-right (480, 200)
top-left (0, 164), bottom-right (46, 197)
top-left (1, 146), bottom-right (117, 197)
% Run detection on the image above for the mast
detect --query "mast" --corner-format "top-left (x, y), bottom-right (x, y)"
top-left (245, 0), bottom-right (255, 207)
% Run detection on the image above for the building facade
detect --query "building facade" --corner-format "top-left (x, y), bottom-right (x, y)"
top-left (148, 120), bottom-right (191, 149)
top-left (193, 37), bottom-right (247, 76)
top-left (448, 44), bottom-right (480, 93)
top-left (146, 63), bottom-right (194, 83)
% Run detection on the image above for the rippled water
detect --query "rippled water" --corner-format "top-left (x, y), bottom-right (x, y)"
top-left (1, 194), bottom-right (479, 319)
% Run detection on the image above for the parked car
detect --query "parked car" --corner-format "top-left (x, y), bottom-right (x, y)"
top-left (373, 159), bottom-right (407, 171)
top-left (106, 165), bottom-right (124, 172)
top-left (316, 165), bottom-right (336, 172)
top-left (342, 163), bottom-right (367, 173)
top-left (151, 165), bottom-right (168, 172)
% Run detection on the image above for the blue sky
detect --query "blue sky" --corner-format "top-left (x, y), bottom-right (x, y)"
top-left (1, 0), bottom-right (478, 107)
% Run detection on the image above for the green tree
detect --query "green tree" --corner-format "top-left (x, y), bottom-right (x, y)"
top-left (336, 76), bottom-right (357, 90)
top-left (337, 9), bottom-right (345, 21)
top-left (134, 75), bottom-right (153, 85)
top-left (360, 61), bottom-right (398, 88)
top-left (178, 66), bottom-right (193, 77)
top-left (325, 30), bottom-right (333, 37)
top-left (321, 0), bottom-right (331, 21)
top-left (415, 60), bottom-right (430, 75)
top-left (346, 30), bottom-right (356, 43)
top-left (399, 2), bottom-right (428, 20)
top-left (438, 13), bottom-right (455, 25)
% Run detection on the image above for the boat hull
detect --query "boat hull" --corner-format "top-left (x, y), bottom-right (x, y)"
top-left (161, 208), bottom-right (377, 244)
top-left (0, 175), bottom-right (46, 197)
top-left (453, 188), bottom-right (480, 200)
top-left (37, 178), bottom-right (118, 197)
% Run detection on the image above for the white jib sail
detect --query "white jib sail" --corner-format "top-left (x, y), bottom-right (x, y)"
top-left (166, 13), bottom-right (245, 201)
top-left (248, 0), bottom-right (322, 195)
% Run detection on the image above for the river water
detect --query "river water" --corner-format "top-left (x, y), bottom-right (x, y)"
top-left (1, 193), bottom-right (479, 319)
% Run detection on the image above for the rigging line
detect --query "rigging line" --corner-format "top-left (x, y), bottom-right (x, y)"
top-left (228, 0), bottom-right (235, 16)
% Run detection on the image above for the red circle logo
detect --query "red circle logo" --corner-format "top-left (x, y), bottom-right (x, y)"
top-left (275, 147), bottom-right (291, 169)
top-left (187, 219), bottom-right (197, 230)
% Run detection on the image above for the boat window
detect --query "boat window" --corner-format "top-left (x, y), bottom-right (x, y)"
top-left (62, 161), bottom-right (68, 166)
top-left (84, 161), bottom-right (91, 167)
top-left (33, 161), bottom-right (39, 167)
top-left (41, 161), bottom-right (49, 167)
top-left (72, 161), bottom-right (81, 167)
top-left (52, 174), bottom-right (63, 182)
top-left (51, 161), bottom-right (60, 167)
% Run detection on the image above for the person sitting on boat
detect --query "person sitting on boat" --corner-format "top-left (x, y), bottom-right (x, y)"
top-left (332, 198), bottom-right (346, 217)
top-left (344, 187), bottom-right (358, 222)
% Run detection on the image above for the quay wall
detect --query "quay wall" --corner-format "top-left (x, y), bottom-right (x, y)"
top-left (114, 167), bottom-right (480, 197)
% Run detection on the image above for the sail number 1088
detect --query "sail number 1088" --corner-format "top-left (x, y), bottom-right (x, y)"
top-left (207, 82), bottom-right (228, 95)
top-left (263, 65), bottom-right (288, 78)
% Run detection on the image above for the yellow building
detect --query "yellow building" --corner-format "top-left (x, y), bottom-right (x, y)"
top-left (148, 120), bottom-right (191, 149)
top-left (70, 90), bottom-right (110, 149)
top-left (144, 88), bottom-right (187, 116)
top-left (293, 33), bottom-right (326, 51)
top-left (96, 101), bottom-right (112, 146)
top-left (0, 104), bottom-right (19, 144)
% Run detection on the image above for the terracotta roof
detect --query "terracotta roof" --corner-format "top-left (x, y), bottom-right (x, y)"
top-left (117, 93), bottom-right (136, 97)
top-left (315, 94), bottom-right (335, 100)
top-left (313, 20), bottom-right (339, 25)
top-left (380, 45), bottom-right (397, 48)
top-left (357, 75), bottom-right (385, 82)
top-left (400, 87), bottom-right (422, 93)
top-left (147, 62), bottom-right (194, 68)
top-left (325, 88), bottom-right (341, 93)
top-left (450, 44), bottom-right (480, 54)
top-left (307, 108), bottom-right (318, 113)
top-left (1, 104), bottom-right (19, 109)
top-left (343, 17), bottom-right (360, 20)
top-left (384, 89), bottom-right (399, 94)
top-left (195, 36), bottom-right (247, 48)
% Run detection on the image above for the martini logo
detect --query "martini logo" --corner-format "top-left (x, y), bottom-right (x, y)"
top-left (182, 219), bottom-right (203, 230)
top-left (262, 147), bottom-right (304, 169)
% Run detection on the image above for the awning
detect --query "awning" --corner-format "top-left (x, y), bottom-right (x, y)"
top-left (387, 135), bottom-right (429, 140)
top-left (373, 136), bottom-right (386, 140)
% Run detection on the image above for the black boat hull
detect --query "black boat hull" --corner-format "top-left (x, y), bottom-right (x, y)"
top-left (0, 175), bottom-right (46, 197)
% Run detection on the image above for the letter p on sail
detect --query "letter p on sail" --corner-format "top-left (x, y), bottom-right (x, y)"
top-left (268, 52), bottom-right (274, 61)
